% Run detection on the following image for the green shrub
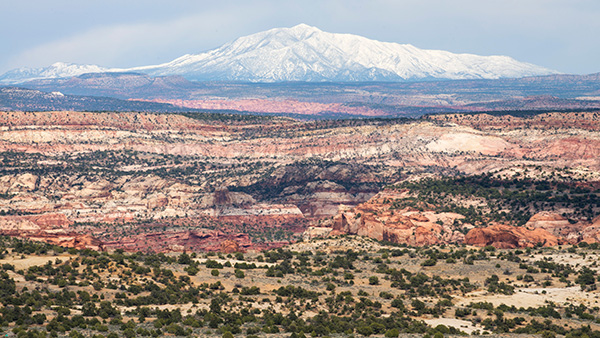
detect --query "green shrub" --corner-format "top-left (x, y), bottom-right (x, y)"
top-left (385, 328), bottom-right (400, 337)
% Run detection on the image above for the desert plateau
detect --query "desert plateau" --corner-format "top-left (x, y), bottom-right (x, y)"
top-left (1, 5), bottom-right (600, 337)
top-left (0, 109), bottom-right (598, 337)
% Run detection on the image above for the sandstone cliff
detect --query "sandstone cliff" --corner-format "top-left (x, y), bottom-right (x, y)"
top-left (324, 191), bottom-right (466, 246)
top-left (317, 191), bottom-right (600, 249)
top-left (464, 223), bottom-right (561, 248)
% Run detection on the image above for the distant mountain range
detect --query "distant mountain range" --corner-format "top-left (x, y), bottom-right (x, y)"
top-left (0, 87), bottom-right (198, 113)
top-left (0, 24), bottom-right (559, 84)
top-left (19, 72), bottom-right (200, 99)
top-left (4, 71), bottom-right (598, 117)
top-left (16, 71), bottom-right (600, 102)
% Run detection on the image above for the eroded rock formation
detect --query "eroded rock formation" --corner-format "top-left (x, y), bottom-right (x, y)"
top-left (524, 212), bottom-right (600, 245)
top-left (325, 191), bottom-right (466, 246)
top-left (464, 224), bottom-right (561, 249)
top-left (1, 111), bottom-right (600, 251)
top-left (319, 192), bottom-right (600, 248)
top-left (0, 212), bottom-right (103, 251)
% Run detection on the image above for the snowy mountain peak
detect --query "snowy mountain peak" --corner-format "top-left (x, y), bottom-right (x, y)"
top-left (281, 23), bottom-right (322, 38)
top-left (0, 25), bottom-right (560, 84)
top-left (290, 23), bottom-right (320, 31)
top-left (241, 24), bottom-right (323, 43)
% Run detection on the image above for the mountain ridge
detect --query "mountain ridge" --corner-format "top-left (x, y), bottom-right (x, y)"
top-left (0, 86), bottom-right (199, 112)
top-left (0, 24), bottom-right (559, 84)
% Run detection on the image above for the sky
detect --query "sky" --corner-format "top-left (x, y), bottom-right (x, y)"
top-left (1, 0), bottom-right (599, 75)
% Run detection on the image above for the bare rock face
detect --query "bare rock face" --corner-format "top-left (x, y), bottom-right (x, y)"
top-left (0, 212), bottom-right (102, 251)
top-left (27, 233), bottom-right (104, 252)
top-left (146, 193), bottom-right (169, 209)
top-left (9, 174), bottom-right (38, 192)
top-left (526, 211), bottom-right (570, 227)
top-left (427, 112), bottom-right (600, 133)
top-left (199, 189), bottom-right (256, 209)
top-left (102, 229), bottom-right (256, 253)
top-left (327, 191), bottom-right (466, 246)
top-left (465, 224), bottom-right (561, 248)
top-left (0, 216), bottom-right (40, 232)
top-left (580, 217), bottom-right (600, 243)
top-left (526, 211), bottom-right (579, 242)
top-left (24, 213), bottom-right (72, 228)
top-left (220, 240), bottom-right (240, 253)
top-left (303, 226), bottom-right (333, 241)
top-left (0, 212), bottom-right (72, 232)
top-left (323, 191), bottom-right (582, 248)
top-left (524, 212), bottom-right (600, 244)
top-left (289, 180), bottom-right (376, 219)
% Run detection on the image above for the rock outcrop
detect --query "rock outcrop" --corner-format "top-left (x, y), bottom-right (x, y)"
top-left (26, 233), bottom-right (104, 251)
top-left (523, 212), bottom-right (600, 245)
top-left (103, 230), bottom-right (254, 253)
top-left (302, 227), bottom-right (333, 241)
top-left (317, 191), bottom-right (596, 249)
top-left (220, 240), bottom-right (240, 253)
top-left (326, 191), bottom-right (467, 246)
top-left (580, 217), bottom-right (600, 244)
top-left (525, 212), bottom-right (579, 242)
top-left (464, 224), bottom-right (561, 248)
top-left (0, 212), bottom-right (103, 251)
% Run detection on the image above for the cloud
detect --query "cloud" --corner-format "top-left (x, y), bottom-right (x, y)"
top-left (2, 3), bottom-right (277, 70)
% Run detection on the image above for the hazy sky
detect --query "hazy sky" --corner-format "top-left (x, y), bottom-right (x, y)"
top-left (1, 0), bottom-right (599, 75)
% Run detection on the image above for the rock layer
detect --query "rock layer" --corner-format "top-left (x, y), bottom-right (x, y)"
top-left (464, 224), bottom-right (561, 249)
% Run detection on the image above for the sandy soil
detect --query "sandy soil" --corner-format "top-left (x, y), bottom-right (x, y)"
top-left (120, 302), bottom-right (207, 313)
top-left (422, 317), bottom-right (482, 334)
top-left (0, 254), bottom-right (73, 270)
top-left (528, 253), bottom-right (600, 271)
top-left (287, 236), bottom-right (386, 253)
top-left (195, 258), bottom-right (275, 267)
top-left (457, 286), bottom-right (600, 308)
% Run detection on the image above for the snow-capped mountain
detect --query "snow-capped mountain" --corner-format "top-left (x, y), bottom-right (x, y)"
top-left (0, 24), bottom-right (559, 84)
